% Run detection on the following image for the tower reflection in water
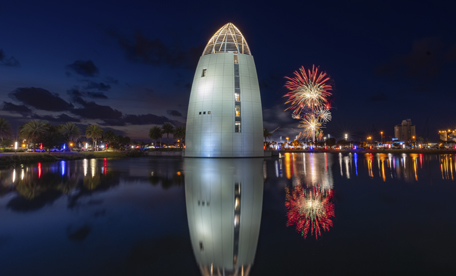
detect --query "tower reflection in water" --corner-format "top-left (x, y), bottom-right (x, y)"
top-left (185, 158), bottom-right (263, 276)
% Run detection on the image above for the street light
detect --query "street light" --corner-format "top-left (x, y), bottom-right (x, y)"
top-left (286, 137), bottom-right (289, 149)
top-left (380, 131), bottom-right (383, 144)
top-left (14, 141), bottom-right (17, 154)
top-left (344, 133), bottom-right (348, 149)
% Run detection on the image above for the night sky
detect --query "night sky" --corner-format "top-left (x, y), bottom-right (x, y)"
top-left (1, 0), bottom-right (455, 142)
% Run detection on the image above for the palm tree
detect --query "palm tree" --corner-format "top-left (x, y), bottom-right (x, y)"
top-left (60, 122), bottom-right (81, 145)
top-left (161, 123), bottom-right (174, 147)
top-left (149, 126), bottom-right (162, 147)
top-left (20, 120), bottom-right (49, 149)
top-left (103, 130), bottom-right (116, 143)
top-left (0, 118), bottom-right (12, 141)
top-left (173, 126), bottom-right (186, 148)
top-left (85, 125), bottom-right (103, 151)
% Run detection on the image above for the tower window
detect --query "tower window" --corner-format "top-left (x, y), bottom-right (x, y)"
top-left (234, 55), bottom-right (239, 64)
top-left (208, 111), bottom-right (211, 114)
top-left (235, 121), bottom-right (241, 133)
top-left (201, 69), bottom-right (207, 77)
top-left (203, 111), bottom-right (206, 114)
top-left (235, 105), bottom-right (241, 117)
top-left (199, 112), bottom-right (201, 115)
top-left (235, 93), bottom-right (240, 102)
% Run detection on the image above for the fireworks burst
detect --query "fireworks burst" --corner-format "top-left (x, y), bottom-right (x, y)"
top-left (284, 65), bottom-right (332, 117)
top-left (298, 114), bottom-right (324, 139)
top-left (317, 108), bottom-right (332, 122)
top-left (285, 184), bottom-right (334, 239)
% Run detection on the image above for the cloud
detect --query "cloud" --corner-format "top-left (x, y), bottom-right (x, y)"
top-left (166, 110), bottom-right (182, 117)
top-left (70, 97), bottom-right (122, 120)
top-left (109, 30), bottom-right (203, 69)
top-left (104, 76), bottom-right (119, 84)
top-left (367, 92), bottom-right (388, 102)
top-left (68, 88), bottom-right (107, 99)
top-left (84, 81), bottom-right (111, 91)
top-left (87, 92), bottom-right (108, 99)
top-left (9, 87), bottom-right (74, 112)
top-left (2, 101), bottom-right (32, 115)
top-left (67, 60), bottom-right (99, 77)
top-left (99, 113), bottom-right (183, 127)
top-left (67, 89), bottom-right (83, 97)
top-left (31, 113), bottom-right (80, 123)
top-left (0, 49), bottom-right (20, 67)
top-left (124, 114), bottom-right (175, 125)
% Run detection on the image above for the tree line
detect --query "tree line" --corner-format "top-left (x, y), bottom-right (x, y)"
top-left (149, 123), bottom-right (185, 148)
top-left (0, 118), bottom-right (134, 151)
top-left (0, 118), bottom-right (186, 151)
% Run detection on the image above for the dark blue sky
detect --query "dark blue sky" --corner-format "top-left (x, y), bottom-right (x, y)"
top-left (1, 0), bottom-right (455, 141)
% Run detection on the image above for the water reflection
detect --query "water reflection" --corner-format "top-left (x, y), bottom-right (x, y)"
top-left (185, 158), bottom-right (263, 276)
top-left (440, 154), bottom-right (456, 180)
top-left (285, 183), bottom-right (334, 239)
top-left (265, 152), bottom-right (456, 184)
top-left (0, 159), bottom-right (121, 211)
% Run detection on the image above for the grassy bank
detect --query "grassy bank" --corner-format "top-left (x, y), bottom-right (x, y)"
top-left (0, 151), bottom-right (145, 168)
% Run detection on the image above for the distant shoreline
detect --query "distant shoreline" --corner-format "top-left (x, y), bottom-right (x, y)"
top-left (270, 149), bottom-right (456, 155)
top-left (0, 151), bottom-right (145, 168)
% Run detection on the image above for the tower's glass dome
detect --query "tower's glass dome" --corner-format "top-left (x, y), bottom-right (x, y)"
top-left (202, 23), bottom-right (251, 56)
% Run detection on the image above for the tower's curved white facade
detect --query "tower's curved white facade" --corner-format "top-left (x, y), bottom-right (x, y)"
top-left (185, 158), bottom-right (263, 276)
top-left (185, 23), bottom-right (263, 157)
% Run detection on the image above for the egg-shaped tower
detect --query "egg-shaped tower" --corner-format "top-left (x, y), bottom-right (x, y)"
top-left (185, 23), bottom-right (263, 157)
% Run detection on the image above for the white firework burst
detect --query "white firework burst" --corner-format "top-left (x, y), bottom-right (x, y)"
top-left (318, 109), bottom-right (331, 122)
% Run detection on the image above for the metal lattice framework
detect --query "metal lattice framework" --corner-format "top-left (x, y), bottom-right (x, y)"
top-left (202, 23), bottom-right (251, 56)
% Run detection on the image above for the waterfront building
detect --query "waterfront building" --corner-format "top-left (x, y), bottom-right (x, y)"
top-left (185, 23), bottom-right (263, 157)
top-left (438, 129), bottom-right (456, 142)
top-left (394, 119), bottom-right (416, 142)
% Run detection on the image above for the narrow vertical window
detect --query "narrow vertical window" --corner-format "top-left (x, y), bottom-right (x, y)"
top-left (201, 69), bottom-right (206, 77)
top-left (235, 93), bottom-right (240, 102)
top-left (235, 105), bottom-right (241, 117)
top-left (235, 121), bottom-right (241, 133)
top-left (234, 55), bottom-right (239, 64)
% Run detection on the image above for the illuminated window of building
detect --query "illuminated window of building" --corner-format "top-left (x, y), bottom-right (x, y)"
top-left (208, 111), bottom-right (211, 114)
top-left (235, 121), bottom-right (241, 133)
top-left (235, 105), bottom-right (241, 117)
top-left (234, 214), bottom-right (239, 227)
top-left (201, 69), bottom-right (206, 77)
top-left (234, 55), bottom-right (239, 64)
top-left (235, 93), bottom-right (240, 102)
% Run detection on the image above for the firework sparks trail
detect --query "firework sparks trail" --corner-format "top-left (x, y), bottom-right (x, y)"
top-left (284, 65), bottom-right (332, 117)
top-left (298, 113), bottom-right (324, 140)
top-left (285, 184), bottom-right (334, 239)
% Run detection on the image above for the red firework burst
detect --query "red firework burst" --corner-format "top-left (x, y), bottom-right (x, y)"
top-left (285, 184), bottom-right (334, 239)
top-left (284, 65), bottom-right (332, 117)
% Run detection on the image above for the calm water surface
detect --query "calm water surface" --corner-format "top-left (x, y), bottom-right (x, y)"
top-left (1, 153), bottom-right (456, 275)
